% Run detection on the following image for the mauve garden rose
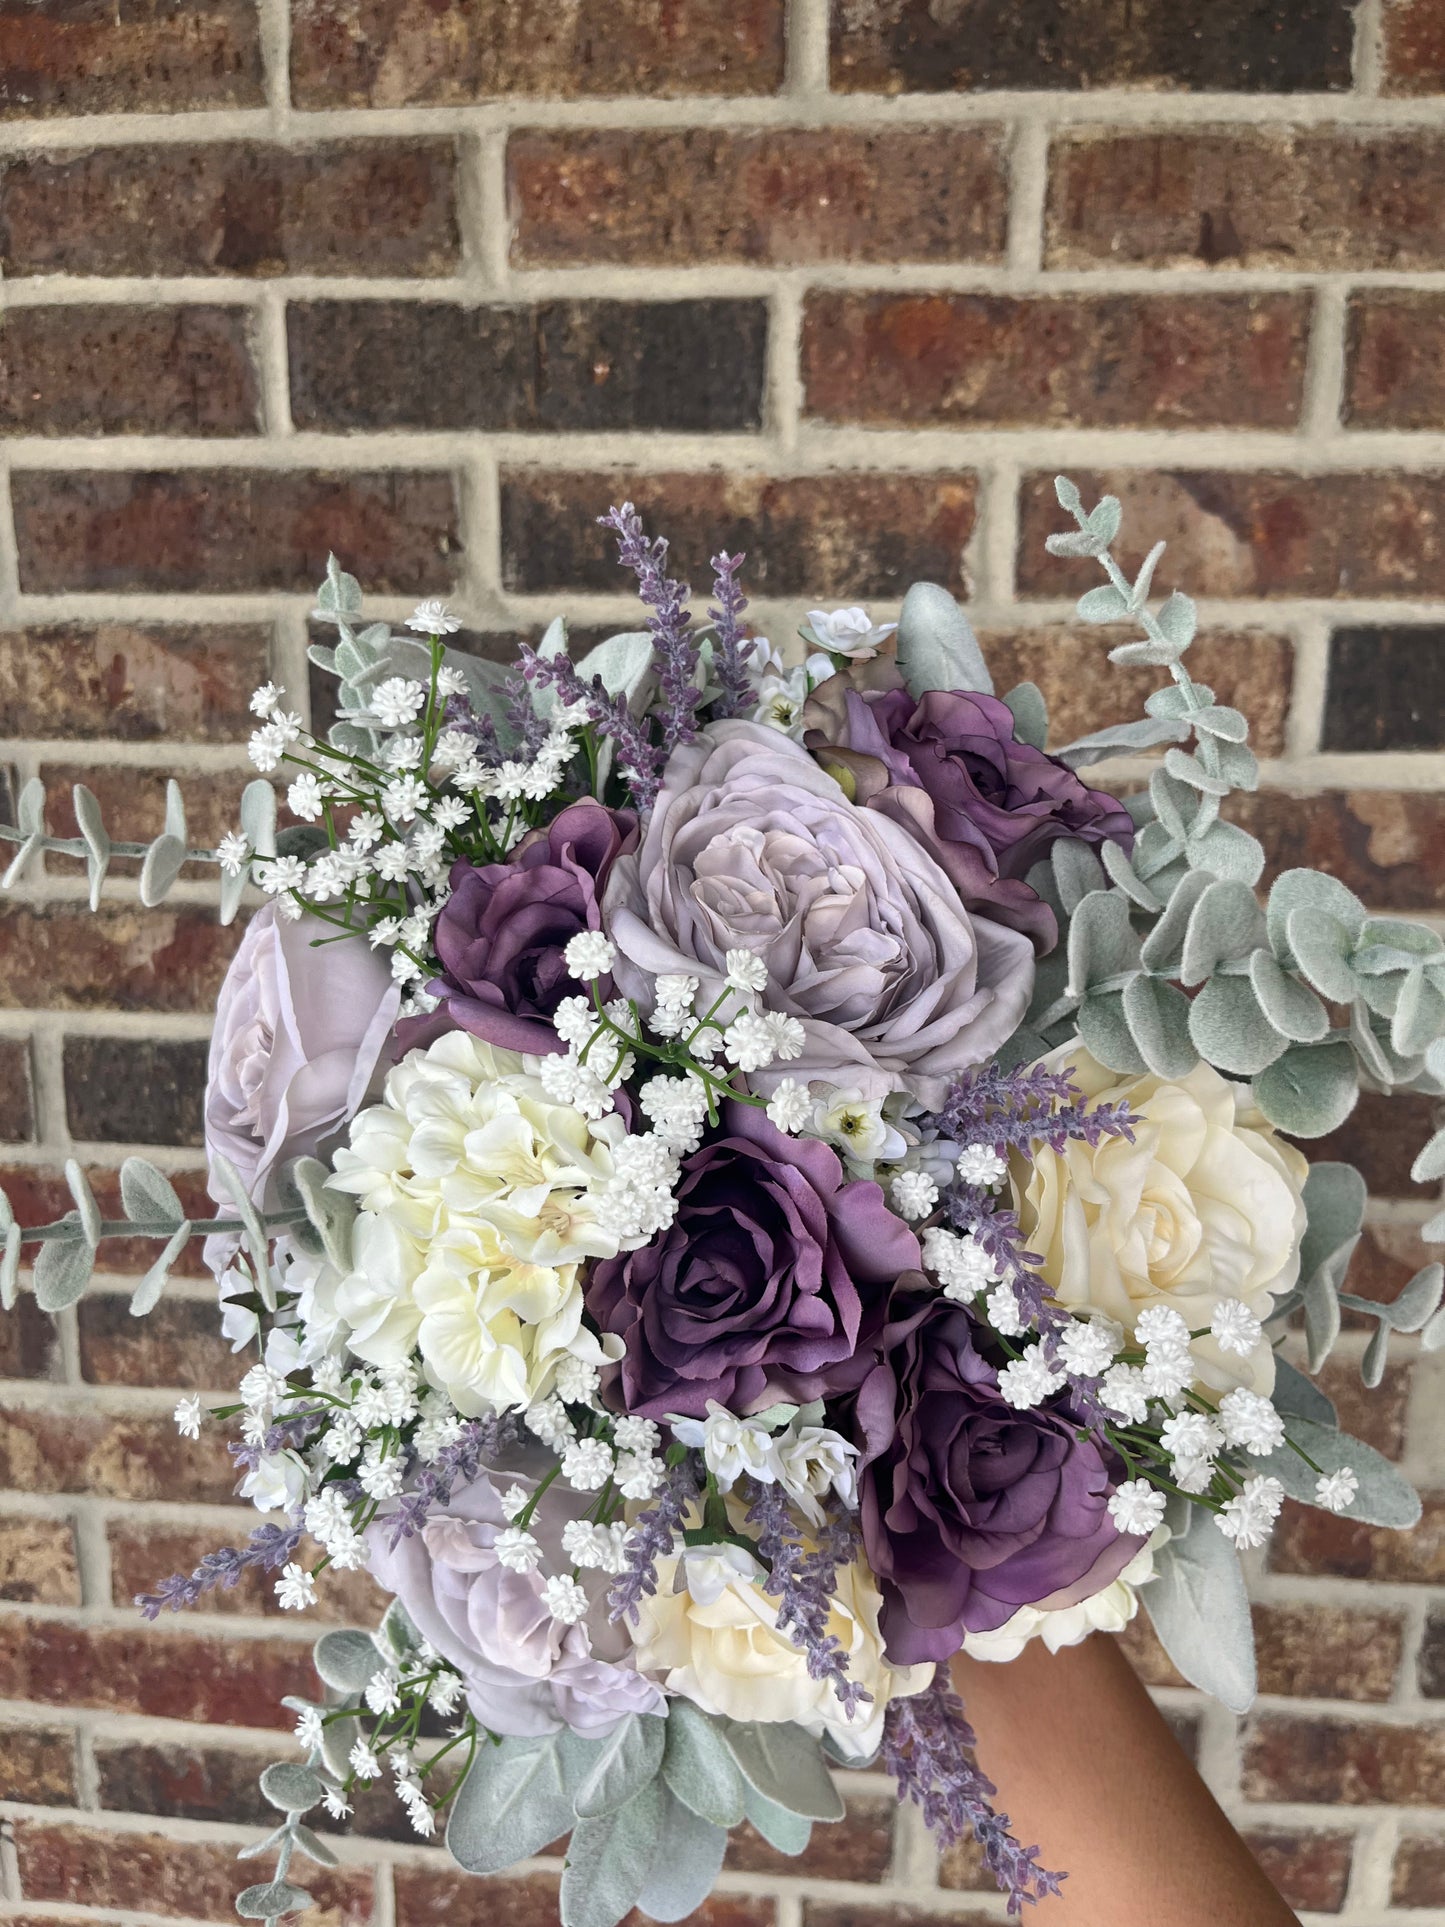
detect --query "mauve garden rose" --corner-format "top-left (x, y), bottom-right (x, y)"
top-left (855, 1296), bottom-right (1140, 1665)
top-left (602, 721), bottom-right (1035, 1107)
top-left (426, 800), bottom-right (637, 1055)
top-left (804, 682), bottom-right (1133, 951)
top-left (367, 1456), bottom-right (665, 1740)
top-left (586, 1103), bottom-right (922, 1421)
top-left (204, 903), bottom-right (399, 1212)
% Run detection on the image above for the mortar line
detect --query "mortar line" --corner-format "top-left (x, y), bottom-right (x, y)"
top-left (1285, 611), bottom-right (1333, 762)
top-left (470, 124), bottom-right (514, 297)
top-left (768, 277), bottom-right (806, 458)
top-left (1353, 0), bottom-right (1387, 96)
top-left (1005, 118), bottom-right (1049, 274)
top-left (250, 285), bottom-right (293, 438)
top-left (256, 0), bottom-right (292, 124)
top-left (1302, 281), bottom-right (1350, 439)
top-left (786, 0), bottom-right (832, 95)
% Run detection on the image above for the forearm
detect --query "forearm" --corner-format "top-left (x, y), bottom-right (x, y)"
top-left (950, 1636), bottom-right (1297, 1927)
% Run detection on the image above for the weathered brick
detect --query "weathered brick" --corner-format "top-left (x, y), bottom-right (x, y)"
top-left (0, 1290), bottom-right (59, 1379)
top-left (0, 1033), bottom-right (34, 1140)
top-left (14, 1820), bottom-right (374, 1922)
top-left (1115, 1610), bottom-right (1185, 1689)
top-left (508, 127), bottom-right (1007, 266)
top-left (802, 292), bottom-right (1308, 429)
top-left (0, 622), bottom-right (270, 743)
top-left (0, 1515), bottom-right (80, 1605)
top-left (0, 0), bottom-right (263, 115)
top-left (1349, 1218), bottom-right (1436, 1312)
top-left (394, 1865), bottom-right (772, 1926)
top-left (1047, 129), bottom-right (1445, 271)
top-left (109, 1521), bottom-right (389, 1624)
top-left (0, 305), bottom-right (260, 436)
top-left (0, 1618), bottom-right (316, 1726)
top-left (289, 300), bottom-right (768, 433)
top-left (1417, 1609), bottom-right (1445, 1697)
top-left (12, 469), bottom-right (461, 596)
top-left (1272, 1492), bottom-right (1445, 1584)
top-left (805, 1905), bottom-right (992, 1927)
top-left (0, 1726), bottom-right (76, 1805)
top-left (1243, 1713), bottom-right (1445, 1805)
top-left (1394, 1832), bottom-right (1445, 1904)
top-left (1313, 1354), bottom-right (1412, 1461)
top-left (78, 1294), bottom-right (237, 1391)
top-left (1324, 626), bottom-right (1445, 751)
top-left (1018, 469), bottom-right (1445, 601)
top-left (63, 1036), bottom-right (206, 1147)
top-left (1253, 1603), bottom-right (1404, 1702)
top-left (726, 1796), bottom-right (894, 1880)
top-left (0, 141), bottom-right (458, 278)
top-left (971, 627), bottom-right (1296, 759)
top-left (290, 0), bottom-right (785, 104)
top-left (0, 1403), bottom-right (236, 1502)
top-left (1383, 0), bottom-right (1445, 94)
top-left (0, 1163), bottom-right (212, 1276)
top-left (0, 907), bottom-right (241, 1014)
top-left (1310, 1092), bottom-right (1441, 1201)
top-left (1347, 293), bottom-right (1445, 431)
top-left (1229, 792), bottom-right (1445, 913)
top-left (1242, 1828), bottom-right (1354, 1915)
top-left (501, 470), bottom-right (977, 599)
top-left (831, 0), bottom-right (1354, 92)
top-left (41, 766), bottom-right (261, 885)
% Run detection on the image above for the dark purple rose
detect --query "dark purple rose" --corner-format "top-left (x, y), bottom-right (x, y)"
top-left (805, 683), bottom-right (1132, 952)
top-left (426, 800), bottom-right (637, 1054)
top-left (855, 1297), bottom-right (1139, 1666)
top-left (586, 1103), bottom-right (922, 1422)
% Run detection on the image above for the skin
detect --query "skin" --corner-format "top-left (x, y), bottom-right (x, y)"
top-left (950, 1636), bottom-right (1299, 1927)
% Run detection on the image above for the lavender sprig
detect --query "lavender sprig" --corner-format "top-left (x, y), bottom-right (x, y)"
top-left (137, 1520), bottom-right (303, 1620)
top-left (519, 646), bottom-right (668, 810)
top-left (882, 1673), bottom-right (1063, 1916)
top-left (385, 1414), bottom-right (519, 1550)
top-left (599, 502), bottom-right (701, 752)
top-left (707, 549), bottom-right (754, 719)
top-left (932, 1061), bottom-right (1137, 1158)
top-left (745, 1481), bottom-right (870, 1717)
top-left (609, 1455), bottom-right (700, 1625)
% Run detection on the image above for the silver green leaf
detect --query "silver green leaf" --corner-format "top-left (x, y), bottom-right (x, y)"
top-left (1154, 589), bottom-right (1198, 651)
top-left (289, 1825), bottom-right (339, 1869)
top-left (448, 1735), bottom-right (574, 1875)
top-left (1076, 583), bottom-right (1130, 624)
top-left (1187, 975), bottom-right (1289, 1077)
top-left (1179, 879), bottom-right (1266, 985)
top-left (565, 1712), bottom-right (666, 1820)
top-left (236, 1880), bottom-right (313, 1921)
top-left (661, 1699), bottom-right (747, 1828)
top-left (1252, 1418), bottom-right (1421, 1529)
top-left (119, 1156), bottom-right (186, 1229)
top-left (1051, 838), bottom-right (1107, 916)
top-left (64, 1159), bottom-right (103, 1247)
top-left (1056, 716), bottom-right (1188, 768)
top-left (1100, 838), bottom-right (1163, 913)
top-left (1248, 950), bottom-right (1329, 1044)
top-left (130, 1220), bottom-right (193, 1317)
top-left (634, 1789), bottom-right (728, 1923)
top-left (1138, 870), bottom-right (1211, 975)
top-left (1078, 988), bottom-right (1149, 1074)
top-left (561, 1781), bottom-right (666, 1927)
top-left (1002, 681), bottom-right (1048, 750)
top-left (0, 1221), bottom-right (20, 1312)
top-left (259, 1763), bottom-right (325, 1813)
top-left (895, 582), bottom-right (993, 699)
top-left (1066, 890), bottom-right (1139, 998)
top-left (1144, 1502), bottom-right (1256, 1715)
top-left (33, 1229), bottom-right (94, 1312)
top-left (312, 1628), bottom-right (381, 1693)
top-left (718, 1720), bottom-right (844, 1821)
top-left (1268, 869), bottom-right (1367, 970)
top-left (1122, 973), bottom-right (1197, 1079)
top-left (1271, 1356), bottom-right (1338, 1428)
top-left (1184, 817), bottom-right (1265, 886)
top-left (1253, 1038), bottom-right (1359, 1137)
top-left (72, 782), bottom-right (111, 910)
top-left (743, 1783), bottom-right (813, 1857)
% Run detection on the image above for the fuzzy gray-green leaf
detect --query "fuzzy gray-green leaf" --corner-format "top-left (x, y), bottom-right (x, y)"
top-left (1122, 974), bottom-right (1197, 1079)
top-left (743, 1784), bottom-right (813, 1856)
top-left (139, 831), bottom-right (187, 906)
top-left (33, 1230), bottom-right (94, 1312)
top-left (896, 582), bottom-right (993, 699)
top-left (1180, 880), bottom-right (1266, 986)
top-left (1139, 869), bottom-right (1211, 974)
top-left (72, 783), bottom-right (111, 910)
top-left (566, 1713), bottom-right (666, 1820)
top-left (561, 1782), bottom-right (666, 1927)
top-left (1078, 988), bottom-right (1149, 1074)
top-left (312, 1629), bottom-right (380, 1693)
top-left (259, 1762), bottom-right (325, 1813)
top-left (661, 1699), bottom-right (746, 1827)
top-left (1076, 583), bottom-right (1130, 624)
top-left (1268, 869), bottom-right (1367, 968)
top-left (1185, 817), bottom-right (1265, 886)
top-left (1254, 1040), bottom-right (1359, 1139)
top-left (130, 1219), bottom-right (192, 1317)
top-left (1248, 950), bottom-right (1330, 1044)
top-left (635, 1790), bottom-right (728, 1924)
top-left (1253, 1419), bottom-right (1421, 1529)
top-left (236, 1880), bottom-right (313, 1920)
top-left (1100, 837), bottom-right (1163, 913)
top-left (449, 1736), bottom-right (574, 1875)
top-left (119, 1156), bottom-right (186, 1229)
top-left (1002, 681), bottom-right (1048, 750)
top-left (1052, 839), bottom-right (1107, 916)
top-left (1066, 890), bottom-right (1139, 998)
top-left (1288, 908), bottom-right (1361, 1004)
top-left (1187, 975), bottom-right (1288, 1077)
top-left (719, 1721), bottom-right (844, 1821)
top-left (1144, 1504), bottom-right (1255, 1715)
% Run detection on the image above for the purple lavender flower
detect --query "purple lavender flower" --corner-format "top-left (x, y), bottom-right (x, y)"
top-left (707, 549), bottom-right (756, 720)
top-left (599, 502), bottom-right (700, 753)
top-left (137, 1520), bottom-right (303, 1620)
top-left (520, 645), bottom-right (668, 810)
top-left (609, 1456), bottom-right (700, 1626)
top-left (745, 1479), bottom-right (870, 1716)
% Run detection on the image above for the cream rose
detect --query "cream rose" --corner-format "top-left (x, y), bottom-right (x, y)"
top-left (630, 1543), bottom-right (933, 1761)
top-left (1012, 1046), bottom-right (1308, 1394)
top-left (961, 1529), bottom-right (1166, 1663)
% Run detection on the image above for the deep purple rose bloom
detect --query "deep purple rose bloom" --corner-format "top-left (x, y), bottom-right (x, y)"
top-left (855, 1297), bottom-right (1140, 1665)
top-left (426, 800), bottom-right (637, 1054)
top-left (586, 1103), bottom-right (923, 1421)
top-left (805, 684), bottom-right (1132, 951)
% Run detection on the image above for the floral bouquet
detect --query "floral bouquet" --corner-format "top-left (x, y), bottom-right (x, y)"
top-left (2, 478), bottom-right (1440, 1925)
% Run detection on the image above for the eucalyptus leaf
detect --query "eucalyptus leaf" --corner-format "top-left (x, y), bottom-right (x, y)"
top-left (239, 779), bottom-right (278, 861)
top-left (1191, 704), bottom-right (1249, 743)
top-left (1139, 870), bottom-right (1211, 974)
top-left (1180, 880), bottom-right (1266, 985)
top-left (1066, 890), bottom-right (1139, 998)
top-left (259, 1762), bottom-right (325, 1813)
top-left (33, 1230), bottom-right (94, 1312)
top-left (119, 1156), bottom-right (186, 1229)
top-left (561, 1781), bottom-right (665, 1927)
top-left (1253, 1039), bottom-right (1359, 1138)
top-left (743, 1783), bottom-right (813, 1857)
top-left (72, 782), bottom-right (111, 910)
top-left (130, 1219), bottom-right (193, 1317)
top-left (1187, 975), bottom-right (1289, 1077)
top-left (1252, 1418), bottom-right (1421, 1529)
top-left (16, 774), bottom-right (45, 835)
top-left (0, 1222), bottom-right (20, 1313)
top-left (139, 831), bottom-right (187, 906)
top-left (719, 1720), bottom-right (844, 1821)
top-left (1078, 988), bottom-right (1149, 1074)
top-left (64, 1158), bottom-right (103, 1247)
top-left (1184, 817), bottom-right (1265, 886)
top-left (1086, 495), bottom-right (1122, 546)
top-left (448, 1735), bottom-right (574, 1875)
top-left (895, 582), bottom-right (992, 699)
top-left (1057, 716), bottom-right (1188, 768)
top-left (1165, 746), bottom-right (1230, 797)
top-left (1155, 589), bottom-right (1198, 651)
top-left (1299, 1163), bottom-right (1368, 1284)
top-left (282, 1156), bottom-right (356, 1272)
top-left (312, 1629), bottom-right (381, 1693)
top-left (634, 1790), bottom-right (728, 1924)
top-left (1304, 1269), bottom-right (1344, 1373)
top-left (1143, 1504), bottom-right (1256, 1714)
top-left (1076, 583), bottom-right (1130, 624)
top-left (236, 1881), bottom-right (313, 1920)
top-left (1413, 1126), bottom-right (1445, 1185)
top-left (1002, 681), bottom-right (1048, 750)
top-left (1268, 869), bottom-right (1367, 969)
top-left (1393, 966), bottom-right (1445, 1059)
top-left (1248, 950), bottom-right (1329, 1044)
top-left (317, 1714), bottom-right (359, 1784)
top-left (290, 1824), bottom-right (339, 1868)
top-left (1051, 838), bottom-right (1107, 916)
top-left (660, 1699), bottom-right (746, 1827)
top-left (1122, 973), bottom-right (1198, 1079)
top-left (1270, 1356), bottom-right (1338, 1428)
top-left (1100, 838), bottom-right (1163, 912)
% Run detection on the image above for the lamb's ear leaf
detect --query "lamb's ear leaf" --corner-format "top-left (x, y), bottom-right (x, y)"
top-left (563, 1713), bottom-right (666, 1820)
top-left (448, 1734), bottom-right (574, 1876)
top-left (743, 1784), bottom-right (813, 1856)
top-left (895, 582), bottom-right (993, 699)
top-left (1270, 1355), bottom-right (1338, 1428)
top-left (1002, 681), bottom-right (1048, 750)
top-left (559, 1780), bottom-right (666, 1927)
top-left (1251, 1418), bottom-right (1422, 1529)
top-left (718, 1720), bottom-right (844, 1821)
top-left (661, 1699), bottom-right (747, 1827)
top-left (1143, 1503), bottom-right (1256, 1715)
top-left (633, 1789), bottom-right (728, 1924)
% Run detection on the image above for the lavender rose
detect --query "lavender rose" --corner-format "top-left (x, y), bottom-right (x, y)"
top-left (855, 1297), bottom-right (1139, 1665)
top-left (586, 1103), bottom-right (921, 1421)
top-left (426, 800), bottom-right (637, 1055)
top-left (205, 903), bottom-right (398, 1212)
top-left (804, 684), bottom-right (1133, 950)
top-left (603, 721), bottom-right (1034, 1107)
top-left (366, 1458), bottom-right (665, 1740)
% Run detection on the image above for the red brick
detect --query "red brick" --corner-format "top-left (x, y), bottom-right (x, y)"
top-left (1348, 1218), bottom-right (1436, 1313)
top-left (802, 292), bottom-right (1308, 429)
top-left (0, 141), bottom-right (458, 278)
top-left (0, 1032), bottom-right (34, 1140)
top-left (0, 1403), bottom-right (236, 1502)
top-left (1324, 625), bottom-right (1445, 753)
top-left (0, 1290), bottom-right (59, 1379)
top-left (1415, 1609), bottom-right (1445, 1696)
top-left (501, 470), bottom-right (977, 600)
top-left (109, 1521), bottom-right (389, 1624)
top-left (1312, 1354), bottom-right (1412, 1461)
top-left (726, 1796), bottom-right (894, 1880)
top-left (1243, 1713), bottom-right (1445, 1804)
top-left (0, 0), bottom-right (263, 115)
top-left (805, 1906), bottom-right (993, 1927)
top-left (78, 1294), bottom-right (239, 1391)
top-left (1046, 128), bottom-right (1445, 270)
top-left (0, 1163), bottom-right (213, 1277)
top-left (63, 1035), bottom-right (206, 1147)
top-left (1383, 0), bottom-right (1445, 94)
top-left (290, 0), bottom-right (785, 104)
top-left (509, 127), bottom-right (1007, 266)
top-left (1243, 1828), bottom-right (1354, 1915)
top-left (1115, 1611), bottom-right (1186, 1688)
top-left (12, 468), bottom-right (461, 596)
top-left (40, 764), bottom-right (261, 882)
top-left (0, 907), bottom-right (242, 1014)
top-left (830, 0), bottom-right (1354, 92)
top-left (0, 622), bottom-right (270, 743)
top-left (1394, 1833), bottom-right (1445, 1904)
top-left (1018, 468), bottom-right (1445, 601)
top-left (1347, 291), bottom-right (1445, 430)
top-left (394, 1864), bottom-right (772, 1927)
top-left (0, 1726), bottom-right (77, 1805)
top-left (976, 627), bottom-right (1291, 759)
top-left (14, 1820), bottom-right (375, 1922)
top-left (0, 305), bottom-right (260, 436)
top-left (0, 1516), bottom-right (80, 1606)
top-left (1272, 1492), bottom-right (1445, 1584)
top-left (0, 1618), bottom-right (316, 1727)
top-left (1252, 1602), bottom-right (1404, 1702)
top-left (1229, 791), bottom-right (1445, 914)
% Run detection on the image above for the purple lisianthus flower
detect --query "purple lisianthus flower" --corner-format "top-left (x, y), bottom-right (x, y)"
top-left (855, 1297), bottom-right (1140, 1666)
top-left (586, 1102), bottom-right (923, 1422)
top-left (804, 683), bottom-right (1133, 951)
top-left (423, 800), bottom-right (637, 1055)
top-left (366, 1455), bottom-right (665, 1740)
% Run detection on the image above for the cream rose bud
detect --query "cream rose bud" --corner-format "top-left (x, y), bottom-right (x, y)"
top-left (630, 1542), bottom-right (933, 1761)
top-left (1011, 1046), bottom-right (1309, 1396)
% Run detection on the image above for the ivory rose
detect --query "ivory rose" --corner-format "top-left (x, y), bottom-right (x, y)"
top-left (1012, 1046), bottom-right (1310, 1394)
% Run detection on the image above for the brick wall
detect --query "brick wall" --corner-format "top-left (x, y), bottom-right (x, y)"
top-left (2, 1), bottom-right (1445, 1922)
